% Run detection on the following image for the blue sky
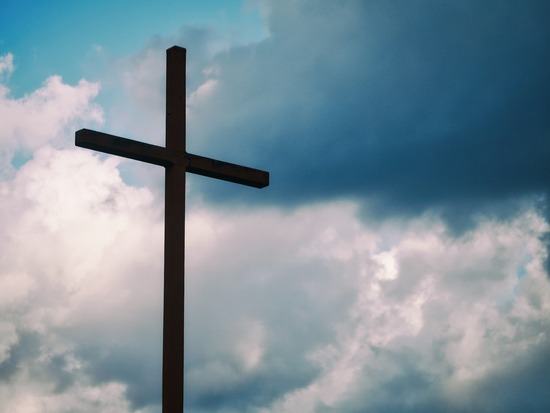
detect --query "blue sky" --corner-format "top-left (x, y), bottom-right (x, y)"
top-left (2, 1), bottom-right (550, 412)
top-left (1, 1), bottom-right (264, 93)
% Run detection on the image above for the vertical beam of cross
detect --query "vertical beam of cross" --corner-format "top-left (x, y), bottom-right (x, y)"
top-left (75, 46), bottom-right (269, 413)
top-left (163, 46), bottom-right (187, 413)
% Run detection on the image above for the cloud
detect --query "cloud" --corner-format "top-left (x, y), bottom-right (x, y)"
top-left (2, 144), bottom-right (550, 412)
top-left (0, 62), bottom-right (103, 170)
top-left (182, 0), bottom-right (550, 231)
top-left (99, 25), bottom-right (251, 147)
top-left (0, 145), bottom-right (164, 412)
top-left (0, 53), bottom-right (14, 79)
top-left (181, 202), bottom-right (550, 413)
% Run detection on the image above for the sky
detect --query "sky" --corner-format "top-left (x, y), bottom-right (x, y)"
top-left (1, 1), bottom-right (550, 412)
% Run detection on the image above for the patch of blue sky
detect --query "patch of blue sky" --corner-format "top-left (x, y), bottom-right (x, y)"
top-left (0, 0), bottom-right (264, 97)
top-left (516, 251), bottom-right (533, 280)
top-left (495, 251), bottom-right (533, 307)
top-left (10, 148), bottom-right (32, 169)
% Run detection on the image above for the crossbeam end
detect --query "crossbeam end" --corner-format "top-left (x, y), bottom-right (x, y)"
top-left (186, 153), bottom-right (269, 188)
top-left (76, 129), bottom-right (173, 167)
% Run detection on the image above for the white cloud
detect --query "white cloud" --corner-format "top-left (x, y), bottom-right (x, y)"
top-left (2, 380), bottom-right (132, 413)
top-left (0, 67), bottom-right (103, 155)
top-left (252, 207), bottom-right (550, 412)
top-left (0, 145), bottom-right (163, 412)
top-left (181, 200), bottom-right (550, 412)
top-left (0, 53), bottom-right (14, 78)
top-left (108, 46), bottom-right (166, 144)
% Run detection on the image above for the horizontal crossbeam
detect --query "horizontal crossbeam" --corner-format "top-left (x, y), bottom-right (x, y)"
top-left (76, 129), bottom-right (173, 166)
top-left (76, 128), bottom-right (269, 188)
top-left (186, 154), bottom-right (268, 188)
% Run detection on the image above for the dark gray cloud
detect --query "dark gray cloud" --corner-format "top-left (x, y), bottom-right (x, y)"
top-left (187, 0), bottom-right (550, 231)
top-left (467, 341), bottom-right (550, 413)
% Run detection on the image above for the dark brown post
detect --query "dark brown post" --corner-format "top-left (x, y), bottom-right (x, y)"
top-left (163, 46), bottom-right (186, 413)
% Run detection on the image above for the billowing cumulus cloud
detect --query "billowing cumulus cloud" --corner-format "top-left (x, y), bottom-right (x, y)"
top-left (0, 61), bottom-right (103, 155)
top-left (0, 62), bottom-right (163, 411)
top-left (2, 167), bottom-right (550, 412)
top-left (0, 146), bottom-right (164, 412)
top-left (183, 204), bottom-right (550, 413)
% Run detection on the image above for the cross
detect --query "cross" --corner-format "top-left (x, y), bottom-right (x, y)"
top-left (75, 46), bottom-right (269, 413)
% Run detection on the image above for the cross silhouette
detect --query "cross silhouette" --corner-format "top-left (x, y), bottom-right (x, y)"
top-left (75, 46), bottom-right (269, 413)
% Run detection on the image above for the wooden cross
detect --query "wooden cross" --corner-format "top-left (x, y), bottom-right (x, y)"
top-left (75, 46), bottom-right (269, 413)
